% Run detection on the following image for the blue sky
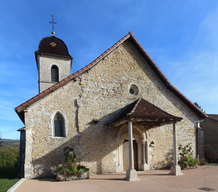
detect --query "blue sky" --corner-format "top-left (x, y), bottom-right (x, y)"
top-left (1, 0), bottom-right (218, 139)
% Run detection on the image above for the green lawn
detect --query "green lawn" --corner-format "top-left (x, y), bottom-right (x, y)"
top-left (205, 162), bottom-right (216, 166)
top-left (0, 167), bottom-right (19, 192)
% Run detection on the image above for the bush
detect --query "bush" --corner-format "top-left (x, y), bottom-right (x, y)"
top-left (0, 146), bottom-right (19, 168)
top-left (178, 144), bottom-right (200, 169)
top-left (55, 147), bottom-right (89, 177)
top-left (187, 156), bottom-right (200, 166)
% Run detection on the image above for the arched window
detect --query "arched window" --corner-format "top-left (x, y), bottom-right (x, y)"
top-left (51, 65), bottom-right (59, 82)
top-left (54, 113), bottom-right (65, 137)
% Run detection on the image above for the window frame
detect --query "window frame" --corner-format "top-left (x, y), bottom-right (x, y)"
top-left (49, 111), bottom-right (68, 139)
top-left (51, 65), bottom-right (59, 82)
top-left (54, 113), bottom-right (65, 137)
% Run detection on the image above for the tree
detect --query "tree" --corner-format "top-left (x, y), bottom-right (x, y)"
top-left (194, 102), bottom-right (205, 113)
top-left (0, 133), bottom-right (3, 146)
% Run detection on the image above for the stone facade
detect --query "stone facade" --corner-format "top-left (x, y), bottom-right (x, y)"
top-left (17, 35), bottom-right (203, 179)
top-left (201, 118), bottom-right (218, 162)
top-left (36, 54), bottom-right (72, 93)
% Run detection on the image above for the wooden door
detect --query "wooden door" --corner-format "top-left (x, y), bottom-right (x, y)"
top-left (123, 140), bottom-right (138, 171)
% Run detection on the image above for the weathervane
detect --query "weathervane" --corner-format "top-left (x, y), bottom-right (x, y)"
top-left (49, 14), bottom-right (57, 36)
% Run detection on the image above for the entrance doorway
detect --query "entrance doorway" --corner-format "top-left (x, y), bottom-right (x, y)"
top-left (123, 140), bottom-right (138, 171)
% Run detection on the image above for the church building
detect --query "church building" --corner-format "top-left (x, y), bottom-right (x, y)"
top-left (15, 30), bottom-right (206, 180)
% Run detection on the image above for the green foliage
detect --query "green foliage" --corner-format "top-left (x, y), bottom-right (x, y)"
top-left (205, 161), bottom-right (215, 165)
top-left (56, 147), bottom-right (89, 177)
top-left (178, 144), bottom-right (200, 168)
top-left (186, 156), bottom-right (200, 166)
top-left (0, 133), bottom-right (3, 146)
top-left (77, 165), bottom-right (89, 173)
top-left (178, 143), bottom-right (193, 158)
top-left (63, 147), bottom-right (76, 165)
top-left (0, 167), bottom-right (18, 179)
top-left (0, 146), bottom-right (19, 168)
top-left (194, 102), bottom-right (205, 113)
top-left (0, 144), bottom-right (19, 191)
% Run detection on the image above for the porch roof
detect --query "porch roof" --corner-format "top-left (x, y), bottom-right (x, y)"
top-left (107, 98), bottom-right (183, 127)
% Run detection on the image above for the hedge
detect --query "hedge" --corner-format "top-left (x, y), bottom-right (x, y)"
top-left (0, 146), bottom-right (19, 168)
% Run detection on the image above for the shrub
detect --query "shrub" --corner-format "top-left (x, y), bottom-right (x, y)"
top-left (178, 144), bottom-right (200, 168)
top-left (0, 146), bottom-right (19, 168)
top-left (55, 147), bottom-right (89, 177)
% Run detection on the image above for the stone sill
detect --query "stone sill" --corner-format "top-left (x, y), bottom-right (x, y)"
top-left (50, 136), bottom-right (67, 140)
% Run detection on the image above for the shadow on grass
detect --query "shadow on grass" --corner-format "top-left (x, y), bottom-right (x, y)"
top-left (0, 167), bottom-right (18, 179)
top-left (0, 167), bottom-right (19, 192)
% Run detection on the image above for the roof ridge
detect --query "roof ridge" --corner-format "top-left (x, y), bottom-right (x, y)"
top-left (129, 34), bottom-right (207, 119)
top-left (128, 97), bottom-right (142, 116)
top-left (15, 32), bottom-right (132, 113)
top-left (15, 31), bottom-right (207, 121)
top-left (107, 97), bottom-right (183, 125)
top-left (137, 98), bottom-right (182, 120)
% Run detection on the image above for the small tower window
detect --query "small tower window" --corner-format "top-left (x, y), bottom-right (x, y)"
top-left (51, 65), bottom-right (59, 82)
top-left (54, 113), bottom-right (65, 137)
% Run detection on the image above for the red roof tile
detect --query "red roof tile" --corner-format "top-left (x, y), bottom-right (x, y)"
top-left (107, 98), bottom-right (182, 125)
top-left (129, 34), bottom-right (207, 119)
top-left (15, 31), bottom-right (207, 122)
top-left (207, 114), bottom-right (218, 121)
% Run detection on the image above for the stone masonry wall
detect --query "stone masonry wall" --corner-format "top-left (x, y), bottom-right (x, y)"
top-left (24, 39), bottom-right (200, 178)
top-left (37, 54), bottom-right (72, 93)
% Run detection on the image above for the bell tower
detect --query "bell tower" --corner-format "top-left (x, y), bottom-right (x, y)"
top-left (35, 15), bottom-right (73, 93)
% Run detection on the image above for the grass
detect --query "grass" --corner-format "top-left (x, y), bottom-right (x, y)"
top-left (205, 162), bottom-right (217, 166)
top-left (0, 167), bottom-right (19, 192)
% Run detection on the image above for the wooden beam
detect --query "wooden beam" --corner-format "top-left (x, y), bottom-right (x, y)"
top-left (108, 117), bottom-right (176, 128)
top-left (108, 118), bottom-right (128, 128)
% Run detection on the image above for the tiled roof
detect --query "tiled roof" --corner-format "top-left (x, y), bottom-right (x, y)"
top-left (207, 114), bottom-right (218, 121)
top-left (15, 31), bottom-right (207, 122)
top-left (15, 32), bottom-right (131, 115)
top-left (35, 36), bottom-right (72, 57)
top-left (107, 98), bottom-right (183, 125)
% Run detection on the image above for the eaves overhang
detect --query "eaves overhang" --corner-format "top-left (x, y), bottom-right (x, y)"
top-left (107, 98), bottom-right (183, 128)
top-left (15, 31), bottom-right (207, 122)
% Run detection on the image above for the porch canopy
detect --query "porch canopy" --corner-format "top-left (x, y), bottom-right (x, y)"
top-left (107, 98), bottom-right (182, 127)
top-left (107, 98), bottom-right (183, 181)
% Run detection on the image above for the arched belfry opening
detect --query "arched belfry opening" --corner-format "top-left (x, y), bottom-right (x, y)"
top-left (51, 65), bottom-right (59, 82)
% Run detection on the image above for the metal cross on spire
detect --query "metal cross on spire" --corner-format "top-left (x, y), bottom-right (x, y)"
top-left (49, 14), bottom-right (57, 36)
